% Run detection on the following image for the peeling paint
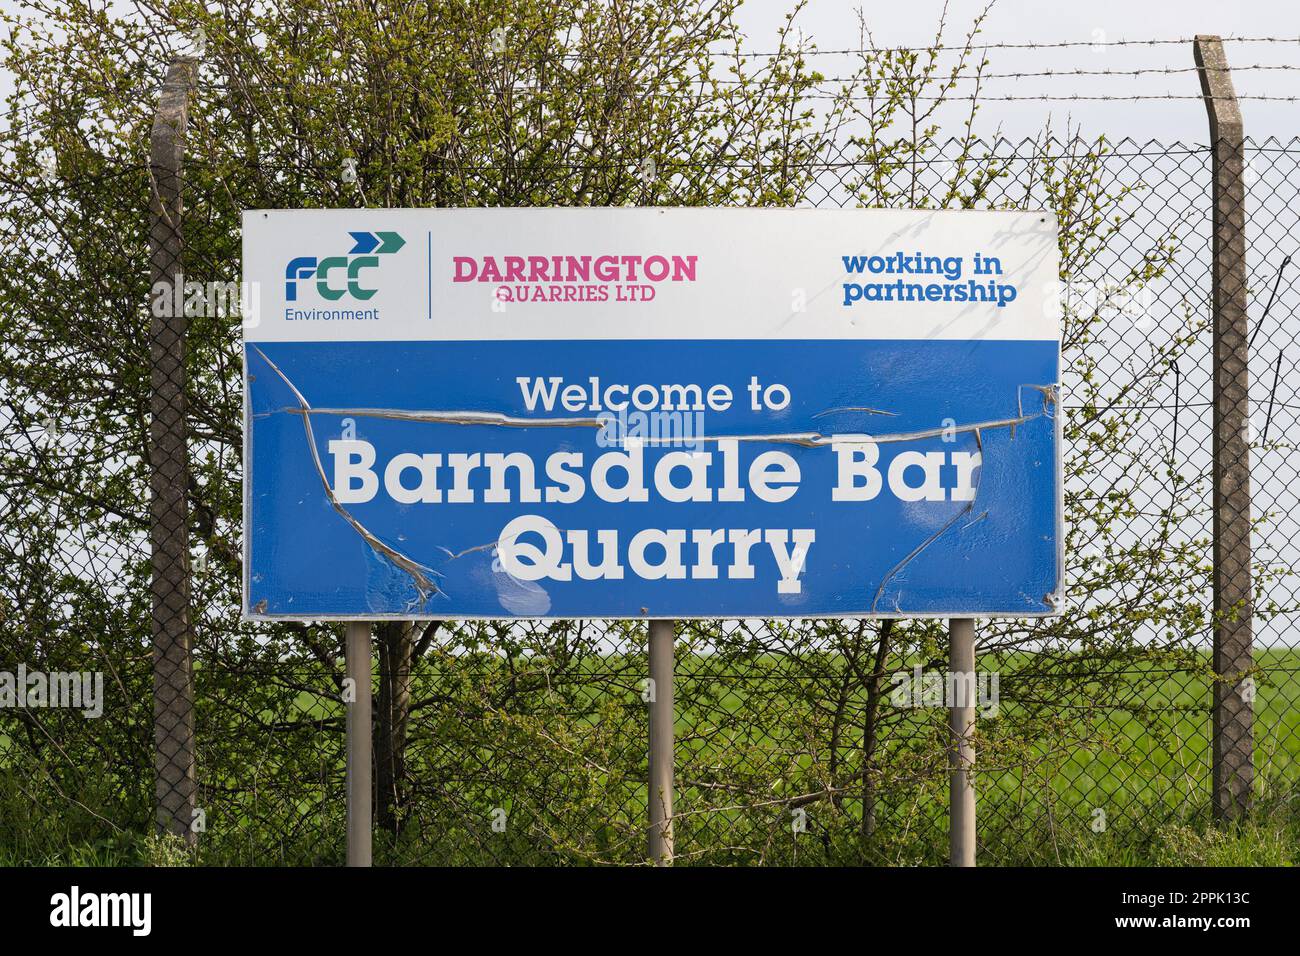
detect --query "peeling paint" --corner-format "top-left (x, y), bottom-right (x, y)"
top-left (872, 501), bottom-right (978, 612)
top-left (289, 407), bottom-right (605, 430)
top-left (812, 406), bottom-right (898, 419)
top-left (252, 347), bottom-right (441, 608)
top-left (283, 404), bottom-right (1050, 451)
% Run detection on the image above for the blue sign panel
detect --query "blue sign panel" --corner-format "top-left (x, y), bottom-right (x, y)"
top-left (243, 208), bottom-right (1062, 619)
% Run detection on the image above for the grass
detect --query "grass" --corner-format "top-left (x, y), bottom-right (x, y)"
top-left (1, 648), bottom-right (1298, 865)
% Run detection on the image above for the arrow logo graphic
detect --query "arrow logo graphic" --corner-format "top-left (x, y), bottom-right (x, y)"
top-left (348, 231), bottom-right (406, 255)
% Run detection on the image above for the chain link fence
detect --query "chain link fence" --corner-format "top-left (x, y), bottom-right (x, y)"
top-left (1, 124), bottom-right (1297, 864)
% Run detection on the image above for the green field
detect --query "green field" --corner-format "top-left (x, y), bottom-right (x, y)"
top-left (2, 649), bottom-right (1298, 866)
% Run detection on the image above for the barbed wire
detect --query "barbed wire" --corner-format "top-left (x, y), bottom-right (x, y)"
top-left (722, 35), bottom-right (1300, 57)
top-left (799, 93), bottom-right (1300, 102)
top-left (713, 64), bottom-right (1300, 84)
top-left (180, 81), bottom-right (1300, 104)
top-left (4, 38), bottom-right (1299, 140)
top-left (7, 92), bottom-right (1297, 126)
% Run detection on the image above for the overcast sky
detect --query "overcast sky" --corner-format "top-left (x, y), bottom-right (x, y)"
top-left (737, 0), bottom-right (1300, 142)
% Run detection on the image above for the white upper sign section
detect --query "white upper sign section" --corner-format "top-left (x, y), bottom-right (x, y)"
top-left (242, 207), bottom-right (1060, 342)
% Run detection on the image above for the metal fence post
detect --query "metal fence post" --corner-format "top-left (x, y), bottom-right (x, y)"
top-left (148, 56), bottom-right (198, 845)
top-left (1194, 35), bottom-right (1255, 822)
top-left (948, 618), bottom-right (976, 866)
top-left (346, 621), bottom-right (374, 866)
top-left (647, 619), bottom-right (675, 865)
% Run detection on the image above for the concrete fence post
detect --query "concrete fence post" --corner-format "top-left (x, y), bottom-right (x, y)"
top-left (147, 56), bottom-right (199, 844)
top-left (1194, 35), bottom-right (1255, 822)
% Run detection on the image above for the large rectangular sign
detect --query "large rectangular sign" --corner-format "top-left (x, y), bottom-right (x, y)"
top-left (242, 208), bottom-right (1062, 620)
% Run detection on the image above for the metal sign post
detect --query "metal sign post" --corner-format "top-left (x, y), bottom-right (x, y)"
top-left (647, 619), bottom-right (676, 865)
top-left (948, 618), bottom-right (976, 867)
top-left (345, 621), bottom-right (373, 867)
